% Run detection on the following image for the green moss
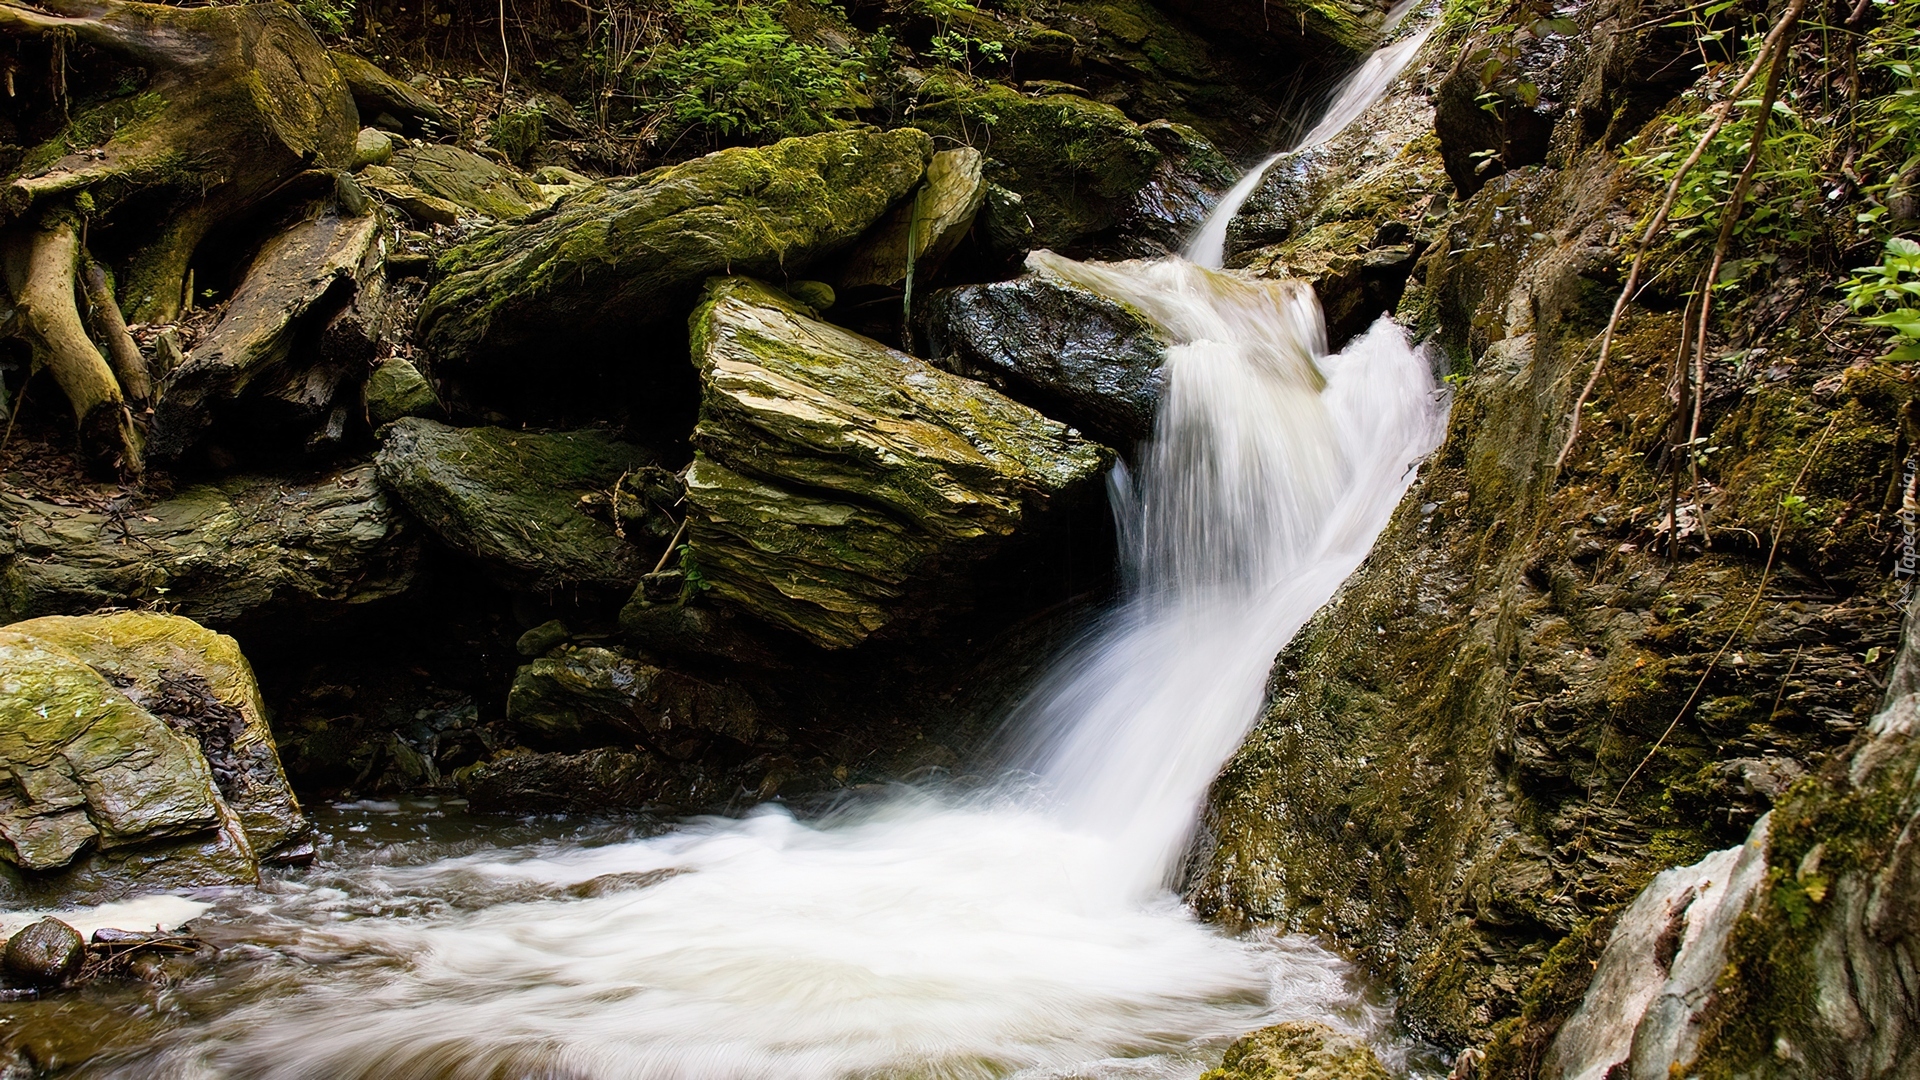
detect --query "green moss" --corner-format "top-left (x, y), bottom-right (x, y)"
top-left (18, 91), bottom-right (168, 178)
top-left (908, 77), bottom-right (1159, 250)
top-left (420, 127), bottom-right (931, 365)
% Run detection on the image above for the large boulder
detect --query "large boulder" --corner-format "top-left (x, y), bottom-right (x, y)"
top-left (6, 612), bottom-right (305, 857)
top-left (0, 613), bottom-right (300, 905)
top-left (924, 270), bottom-right (1169, 447)
top-left (417, 127), bottom-right (933, 368)
top-left (374, 419), bottom-right (660, 593)
top-left (0, 462), bottom-right (420, 626)
top-left (670, 277), bottom-right (1111, 649)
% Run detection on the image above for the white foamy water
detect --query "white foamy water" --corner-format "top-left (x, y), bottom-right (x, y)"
top-left (95, 29), bottom-right (1450, 1080)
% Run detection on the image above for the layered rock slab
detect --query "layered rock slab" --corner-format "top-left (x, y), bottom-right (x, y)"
top-left (418, 127), bottom-right (933, 366)
top-left (678, 277), bottom-right (1111, 649)
top-left (0, 462), bottom-right (418, 626)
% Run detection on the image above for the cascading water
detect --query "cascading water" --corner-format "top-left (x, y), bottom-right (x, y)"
top-left (82, 23), bottom-right (1444, 1080)
top-left (1184, 20), bottom-right (1433, 269)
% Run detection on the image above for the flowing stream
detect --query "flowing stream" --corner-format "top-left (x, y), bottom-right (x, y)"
top-left (62, 25), bottom-right (1440, 1080)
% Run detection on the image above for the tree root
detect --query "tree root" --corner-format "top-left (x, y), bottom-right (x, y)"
top-left (81, 254), bottom-right (149, 405)
top-left (1, 209), bottom-right (140, 476)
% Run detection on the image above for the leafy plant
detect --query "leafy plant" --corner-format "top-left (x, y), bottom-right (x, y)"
top-left (1843, 236), bottom-right (1920, 359)
top-left (294, 0), bottom-right (354, 36)
top-left (650, 0), bottom-right (863, 142)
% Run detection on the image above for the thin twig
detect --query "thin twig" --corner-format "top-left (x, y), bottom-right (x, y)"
top-left (0, 369), bottom-right (30, 456)
top-left (497, 0), bottom-right (511, 101)
top-left (650, 515), bottom-right (690, 575)
top-left (1610, 413), bottom-right (1837, 808)
top-left (1556, 0), bottom-right (1811, 475)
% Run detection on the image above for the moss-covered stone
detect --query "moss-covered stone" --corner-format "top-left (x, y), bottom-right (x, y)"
top-left (0, 629), bottom-right (257, 905)
top-left (0, 462), bottom-right (420, 626)
top-left (375, 418), bottom-right (659, 593)
top-left (385, 143), bottom-right (546, 221)
top-left (363, 357), bottom-right (445, 427)
top-left (1199, 1022), bottom-right (1391, 1080)
top-left (7, 612), bottom-right (305, 857)
top-left (418, 127), bottom-right (932, 368)
top-left (838, 147), bottom-right (987, 291)
top-left (676, 276), bottom-right (1112, 648)
top-left (908, 78), bottom-right (1161, 252)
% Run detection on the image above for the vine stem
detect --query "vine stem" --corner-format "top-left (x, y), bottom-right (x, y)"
top-left (1609, 413), bottom-right (1837, 809)
top-left (1555, 0), bottom-right (1810, 475)
top-left (1687, 8), bottom-right (1802, 525)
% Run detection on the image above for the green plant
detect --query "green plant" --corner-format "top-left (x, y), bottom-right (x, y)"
top-left (294, 0), bottom-right (354, 36)
top-left (1842, 236), bottom-right (1920, 359)
top-left (649, 0), bottom-right (864, 142)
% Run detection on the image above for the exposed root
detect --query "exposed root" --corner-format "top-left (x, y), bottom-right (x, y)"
top-left (1554, 0), bottom-right (1810, 475)
top-left (0, 209), bottom-right (140, 476)
top-left (81, 253), bottom-right (150, 405)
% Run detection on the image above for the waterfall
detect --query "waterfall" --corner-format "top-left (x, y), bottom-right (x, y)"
top-left (1185, 24), bottom-right (1433, 269)
top-left (120, 21), bottom-right (1448, 1080)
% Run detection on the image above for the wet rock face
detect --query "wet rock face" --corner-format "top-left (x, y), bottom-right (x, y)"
top-left (0, 462), bottom-right (419, 627)
top-left (417, 127), bottom-right (933, 369)
top-left (3, 919), bottom-right (84, 988)
top-left (1193, 12), bottom-right (1902, 1049)
top-left (1198, 1022), bottom-right (1392, 1080)
top-left (1224, 28), bottom-right (1448, 345)
top-left (0, 613), bottom-right (302, 905)
top-left (924, 274), bottom-right (1168, 447)
top-left (673, 277), bottom-right (1112, 649)
top-left (374, 419), bottom-right (660, 594)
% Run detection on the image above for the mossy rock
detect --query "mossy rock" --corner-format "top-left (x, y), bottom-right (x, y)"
top-left (908, 79), bottom-right (1161, 252)
top-left (0, 462), bottom-right (420, 626)
top-left (838, 147), bottom-right (987, 291)
top-left (678, 276), bottom-right (1112, 648)
top-left (374, 418), bottom-right (658, 593)
top-left (1200, 1023), bottom-right (1390, 1080)
top-left (0, 627), bottom-right (259, 905)
top-left (386, 143), bottom-right (546, 221)
top-left (7, 612), bottom-right (305, 857)
top-left (363, 357), bottom-right (445, 427)
top-left (418, 127), bottom-right (933, 369)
